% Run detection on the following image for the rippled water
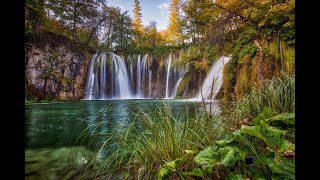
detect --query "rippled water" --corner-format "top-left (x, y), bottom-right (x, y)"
top-left (25, 99), bottom-right (221, 179)
top-left (25, 99), bottom-right (221, 150)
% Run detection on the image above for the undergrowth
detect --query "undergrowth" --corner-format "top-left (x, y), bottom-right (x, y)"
top-left (74, 74), bottom-right (294, 179)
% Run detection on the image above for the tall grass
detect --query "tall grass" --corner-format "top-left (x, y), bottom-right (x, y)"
top-left (74, 74), bottom-right (294, 179)
top-left (87, 102), bottom-right (235, 179)
top-left (236, 73), bottom-right (295, 119)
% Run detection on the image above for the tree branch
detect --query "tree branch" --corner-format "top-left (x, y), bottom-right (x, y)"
top-left (210, 3), bottom-right (257, 25)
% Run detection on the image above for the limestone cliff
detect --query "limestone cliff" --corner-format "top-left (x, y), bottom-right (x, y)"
top-left (25, 32), bottom-right (95, 100)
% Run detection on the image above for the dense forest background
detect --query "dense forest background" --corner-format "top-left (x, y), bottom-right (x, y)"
top-left (25, 0), bottom-right (294, 101)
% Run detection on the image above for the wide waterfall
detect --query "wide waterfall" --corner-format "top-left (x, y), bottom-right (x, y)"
top-left (84, 51), bottom-right (187, 100)
top-left (193, 55), bottom-right (232, 101)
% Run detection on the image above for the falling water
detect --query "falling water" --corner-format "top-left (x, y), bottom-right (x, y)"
top-left (149, 71), bottom-right (152, 98)
top-left (165, 54), bottom-right (172, 99)
top-left (84, 53), bottom-right (98, 100)
top-left (171, 77), bottom-right (183, 98)
top-left (84, 52), bottom-right (229, 101)
top-left (111, 53), bottom-right (132, 98)
top-left (136, 54), bottom-right (141, 97)
top-left (99, 53), bottom-right (106, 99)
top-left (141, 54), bottom-right (148, 98)
top-left (84, 51), bottom-right (187, 100)
top-left (194, 55), bottom-right (231, 101)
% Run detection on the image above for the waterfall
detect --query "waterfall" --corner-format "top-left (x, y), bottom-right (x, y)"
top-left (149, 71), bottom-right (152, 98)
top-left (194, 56), bottom-right (231, 101)
top-left (128, 55), bottom-right (133, 87)
top-left (99, 53), bottom-right (106, 99)
top-left (84, 51), bottom-right (187, 100)
top-left (141, 54), bottom-right (148, 98)
top-left (171, 77), bottom-right (182, 98)
top-left (111, 53), bottom-right (132, 98)
top-left (136, 54), bottom-right (141, 97)
top-left (165, 54), bottom-right (172, 99)
top-left (84, 53), bottom-right (98, 100)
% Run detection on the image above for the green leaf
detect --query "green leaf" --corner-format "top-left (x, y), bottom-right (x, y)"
top-left (267, 156), bottom-right (295, 179)
top-left (194, 144), bottom-right (248, 173)
top-left (185, 149), bottom-right (198, 155)
top-left (266, 113), bottom-right (295, 125)
top-left (180, 168), bottom-right (204, 177)
top-left (251, 107), bottom-right (278, 125)
top-left (279, 140), bottom-right (295, 152)
top-left (218, 145), bottom-right (247, 166)
top-left (262, 123), bottom-right (287, 147)
top-left (157, 158), bottom-right (183, 180)
top-left (214, 130), bottom-right (241, 147)
top-left (240, 125), bottom-right (267, 142)
top-left (240, 121), bottom-right (287, 148)
top-left (164, 158), bottom-right (183, 170)
top-left (157, 166), bottom-right (172, 180)
top-left (194, 145), bottom-right (219, 173)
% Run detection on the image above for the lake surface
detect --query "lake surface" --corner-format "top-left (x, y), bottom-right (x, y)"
top-left (25, 99), bottom-right (221, 151)
top-left (25, 99), bottom-right (221, 179)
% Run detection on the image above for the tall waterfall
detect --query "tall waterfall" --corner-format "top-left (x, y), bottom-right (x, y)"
top-left (112, 53), bottom-right (132, 98)
top-left (194, 56), bottom-right (231, 101)
top-left (165, 54), bottom-right (172, 99)
top-left (84, 51), bottom-right (187, 100)
top-left (171, 77), bottom-right (183, 98)
top-left (84, 54), bottom-right (98, 100)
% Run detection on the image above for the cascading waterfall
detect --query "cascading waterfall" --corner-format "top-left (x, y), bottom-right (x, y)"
top-left (100, 53), bottom-right (106, 99)
top-left (149, 71), bottom-right (152, 98)
top-left (171, 77), bottom-right (183, 98)
top-left (84, 51), bottom-right (187, 100)
top-left (194, 55), bottom-right (231, 101)
top-left (111, 53), bottom-right (132, 98)
top-left (141, 54), bottom-right (149, 98)
top-left (136, 54), bottom-right (142, 97)
top-left (84, 51), bottom-right (230, 101)
top-left (85, 53), bottom-right (98, 100)
top-left (170, 50), bottom-right (187, 98)
top-left (165, 54), bottom-right (172, 99)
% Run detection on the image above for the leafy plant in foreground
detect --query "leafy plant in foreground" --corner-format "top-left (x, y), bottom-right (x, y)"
top-left (177, 107), bottom-right (295, 179)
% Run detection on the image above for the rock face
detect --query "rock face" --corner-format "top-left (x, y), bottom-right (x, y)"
top-left (25, 32), bottom-right (94, 100)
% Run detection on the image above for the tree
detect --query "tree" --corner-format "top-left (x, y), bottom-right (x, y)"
top-left (144, 21), bottom-right (157, 47)
top-left (205, 0), bottom-right (295, 45)
top-left (168, 0), bottom-right (182, 44)
top-left (132, 0), bottom-right (143, 46)
top-left (25, 0), bottom-right (46, 34)
top-left (112, 11), bottom-right (134, 50)
top-left (182, 0), bottom-right (216, 44)
top-left (46, 0), bottom-right (100, 41)
top-left (98, 6), bottom-right (120, 50)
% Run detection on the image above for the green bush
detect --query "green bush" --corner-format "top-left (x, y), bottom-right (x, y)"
top-left (237, 73), bottom-right (295, 119)
top-left (240, 44), bottom-right (260, 60)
